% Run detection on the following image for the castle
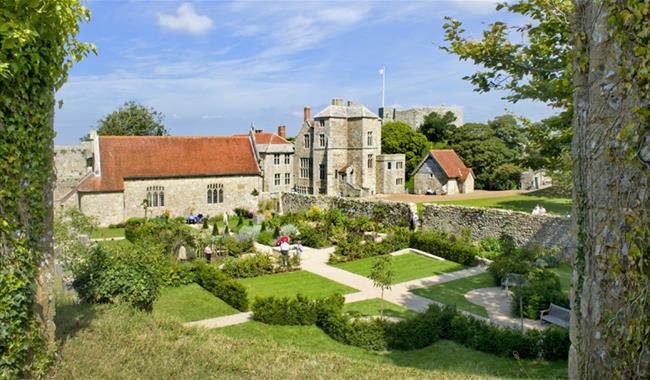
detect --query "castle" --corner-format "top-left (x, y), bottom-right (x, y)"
top-left (55, 98), bottom-right (405, 225)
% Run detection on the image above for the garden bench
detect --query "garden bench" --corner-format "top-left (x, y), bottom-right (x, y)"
top-left (540, 303), bottom-right (570, 328)
top-left (501, 273), bottom-right (523, 289)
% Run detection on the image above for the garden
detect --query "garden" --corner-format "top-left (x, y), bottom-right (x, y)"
top-left (53, 205), bottom-right (572, 379)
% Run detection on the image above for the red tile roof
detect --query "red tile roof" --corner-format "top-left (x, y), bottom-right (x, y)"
top-left (254, 131), bottom-right (291, 145)
top-left (430, 149), bottom-right (472, 182)
top-left (77, 136), bottom-right (260, 193)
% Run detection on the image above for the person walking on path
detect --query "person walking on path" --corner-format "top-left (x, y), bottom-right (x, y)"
top-left (177, 244), bottom-right (187, 262)
top-left (280, 240), bottom-right (290, 269)
top-left (204, 245), bottom-right (213, 263)
top-left (294, 240), bottom-right (303, 258)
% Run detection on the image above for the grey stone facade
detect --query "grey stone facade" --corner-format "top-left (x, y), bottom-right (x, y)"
top-left (294, 98), bottom-right (405, 197)
top-left (53, 143), bottom-right (93, 203)
top-left (421, 203), bottom-right (574, 260)
top-left (380, 105), bottom-right (463, 129)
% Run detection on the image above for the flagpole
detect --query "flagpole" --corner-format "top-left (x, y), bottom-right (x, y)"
top-left (381, 67), bottom-right (385, 109)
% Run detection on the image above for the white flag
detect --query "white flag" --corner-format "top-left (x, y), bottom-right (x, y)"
top-left (378, 68), bottom-right (384, 75)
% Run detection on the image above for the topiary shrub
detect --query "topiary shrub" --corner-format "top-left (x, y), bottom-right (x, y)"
top-left (192, 262), bottom-right (248, 311)
top-left (73, 245), bottom-right (160, 311)
top-left (222, 254), bottom-right (274, 278)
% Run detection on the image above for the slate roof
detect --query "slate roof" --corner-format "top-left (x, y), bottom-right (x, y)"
top-left (77, 136), bottom-right (260, 193)
top-left (314, 104), bottom-right (378, 119)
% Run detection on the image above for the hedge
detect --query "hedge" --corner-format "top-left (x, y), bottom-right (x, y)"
top-left (222, 254), bottom-right (275, 278)
top-left (409, 231), bottom-right (478, 266)
top-left (193, 262), bottom-right (249, 311)
top-left (252, 294), bottom-right (344, 325)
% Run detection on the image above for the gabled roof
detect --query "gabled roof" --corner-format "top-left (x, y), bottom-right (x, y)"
top-left (77, 136), bottom-right (260, 193)
top-left (413, 149), bottom-right (473, 182)
top-left (314, 104), bottom-right (378, 119)
top-left (252, 131), bottom-right (291, 145)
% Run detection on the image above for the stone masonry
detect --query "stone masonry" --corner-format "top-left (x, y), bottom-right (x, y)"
top-left (381, 105), bottom-right (464, 128)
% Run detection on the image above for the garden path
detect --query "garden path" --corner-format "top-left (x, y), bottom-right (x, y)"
top-left (465, 287), bottom-right (545, 331)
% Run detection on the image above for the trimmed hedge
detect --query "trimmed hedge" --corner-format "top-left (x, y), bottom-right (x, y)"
top-left (409, 231), bottom-right (478, 266)
top-left (193, 262), bottom-right (249, 311)
top-left (222, 254), bottom-right (274, 278)
top-left (252, 294), bottom-right (344, 325)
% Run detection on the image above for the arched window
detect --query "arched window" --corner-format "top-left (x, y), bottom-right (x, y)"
top-left (146, 186), bottom-right (165, 208)
top-left (207, 184), bottom-right (224, 204)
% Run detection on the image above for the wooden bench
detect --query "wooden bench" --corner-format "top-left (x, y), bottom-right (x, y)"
top-left (540, 303), bottom-right (570, 328)
top-left (501, 273), bottom-right (523, 289)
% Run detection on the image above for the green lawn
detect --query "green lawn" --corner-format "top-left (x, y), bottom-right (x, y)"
top-left (238, 271), bottom-right (357, 303)
top-left (433, 194), bottom-right (571, 215)
top-left (333, 253), bottom-right (465, 284)
top-left (216, 321), bottom-right (568, 379)
top-left (152, 283), bottom-right (238, 322)
top-left (411, 272), bottom-right (494, 317)
top-left (551, 263), bottom-right (572, 297)
top-left (343, 298), bottom-right (417, 319)
top-left (89, 227), bottom-right (125, 239)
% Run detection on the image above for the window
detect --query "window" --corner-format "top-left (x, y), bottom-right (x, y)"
top-left (367, 131), bottom-right (373, 146)
top-left (300, 158), bottom-right (312, 178)
top-left (207, 183), bottom-right (224, 204)
top-left (304, 134), bottom-right (310, 148)
top-left (319, 134), bottom-right (325, 147)
top-left (396, 178), bottom-right (403, 185)
top-left (319, 164), bottom-right (326, 180)
top-left (319, 120), bottom-right (325, 128)
top-left (274, 173), bottom-right (281, 186)
top-left (396, 161), bottom-right (403, 170)
top-left (387, 162), bottom-right (392, 170)
top-left (285, 173), bottom-right (291, 185)
top-left (284, 155), bottom-right (290, 165)
top-left (367, 154), bottom-right (373, 169)
top-left (146, 186), bottom-right (164, 207)
top-left (273, 154), bottom-right (280, 165)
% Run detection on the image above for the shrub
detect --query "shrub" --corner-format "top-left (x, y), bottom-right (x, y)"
top-left (512, 268), bottom-right (567, 319)
top-left (252, 294), bottom-right (344, 325)
top-left (478, 236), bottom-right (502, 259)
top-left (202, 218), bottom-right (209, 229)
top-left (233, 208), bottom-right (254, 219)
top-left (298, 223), bottom-right (330, 248)
top-left (256, 230), bottom-right (275, 246)
top-left (344, 319), bottom-right (388, 351)
top-left (280, 224), bottom-right (300, 240)
top-left (409, 231), bottom-right (478, 265)
top-left (193, 262), bottom-right (248, 311)
top-left (381, 228), bottom-right (411, 252)
top-left (222, 254), bottom-right (274, 278)
top-left (73, 245), bottom-right (160, 311)
top-left (212, 221), bottom-right (219, 236)
top-left (383, 304), bottom-right (453, 350)
top-left (215, 235), bottom-right (253, 257)
top-left (238, 225), bottom-right (261, 242)
top-left (160, 260), bottom-right (196, 287)
top-left (125, 218), bottom-right (194, 256)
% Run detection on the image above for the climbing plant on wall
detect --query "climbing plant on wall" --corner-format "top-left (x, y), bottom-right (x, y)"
top-left (0, 1), bottom-right (93, 377)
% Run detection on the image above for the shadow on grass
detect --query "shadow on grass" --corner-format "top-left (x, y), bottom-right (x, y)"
top-left (54, 299), bottom-right (98, 344)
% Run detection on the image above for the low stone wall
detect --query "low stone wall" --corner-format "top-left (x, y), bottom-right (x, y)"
top-left (280, 192), bottom-right (412, 227)
top-left (421, 204), bottom-right (574, 259)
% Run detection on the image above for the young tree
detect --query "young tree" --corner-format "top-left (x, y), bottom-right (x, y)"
top-left (418, 111), bottom-right (457, 144)
top-left (381, 121), bottom-right (430, 178)
top-left (570, 1), bottom-right (649, 378)
top-left (0, 1), bottom-right (93, 376)
top-left (370, 255), bottom-right (394, 319)
top-left (93, 100), bottom-right (168, 137)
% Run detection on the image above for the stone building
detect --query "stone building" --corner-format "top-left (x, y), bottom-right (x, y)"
top-left (248, 126), bottom-right (294, 193)
top-left (75, 132), bottom-right (263, 225)
top-left (380, 105), bottom-right (463, 129)
top-left (293, 98), bottom-right (405, 196)
top-left (412, 149), bottom-right (474, 195)
top-left (520, 169), bottom-right (552, 190)
top-left (53, 142), bottom-right (93, 207)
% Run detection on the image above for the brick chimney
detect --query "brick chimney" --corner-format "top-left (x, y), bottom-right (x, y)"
top-left (303, 106), bottom-right (311, 122)
top-left (277, 125), bottom-right (286, 139)
top-left (331, 98), bottom-right (343, 106)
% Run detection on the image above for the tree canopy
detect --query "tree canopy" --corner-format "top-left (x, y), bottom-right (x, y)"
top-left (418, 111), bottom-right (457, 144)
top-left (381, 121), bottom-right (430, 178)
top-left (94, 101), bottom-right (168, 137)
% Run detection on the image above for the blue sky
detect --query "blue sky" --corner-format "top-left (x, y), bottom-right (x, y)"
top-left (54, 0), bottom-right (555, 145)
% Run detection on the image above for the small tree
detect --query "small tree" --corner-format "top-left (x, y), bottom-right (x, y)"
top-left (370, 255), bottom-right (394, 319)
top-left (202, 218), bottom-right (209, 229)
top-left (212, 221), bottom-right (219, 236)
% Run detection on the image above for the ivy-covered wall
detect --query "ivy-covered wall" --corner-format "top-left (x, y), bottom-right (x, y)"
top-left (0, 2), bottom-right (92, 377)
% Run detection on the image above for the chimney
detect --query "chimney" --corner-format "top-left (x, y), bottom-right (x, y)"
top-left (277, 125), bottom-right (286, 139)
top-left (347, 100), bottom-right (353, 106)
top-left (303, 106), bottom-right (311, 122)
top-left (331, 98), bottom-right (343, 106)
top-left (255, 129), bottom-right (262, 133)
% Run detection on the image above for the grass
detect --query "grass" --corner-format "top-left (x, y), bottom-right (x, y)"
top-left (433, 194), bottom-right (571, 215)
top-left (217, 321), bottom-right (568, 379)
top-left (152, 283), bottom-right (238, 322)
top-left (97, 238), bottom-right (134, 250)
top-left (238, 270), bottom-right (357, 303)
top-left (343, 298), bottom-right (417, 319)
top-left (333, 252), bottom-right (465, 284)
top-left (89, 227), bottom-right (125, 239)
top-left (411, 272), bottom-right (494, 318)
top-left (551, 263), bottom-right (572, 297)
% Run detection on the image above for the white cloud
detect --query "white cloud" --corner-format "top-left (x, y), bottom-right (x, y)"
top-left (157, 3), bottom-right (214, 35)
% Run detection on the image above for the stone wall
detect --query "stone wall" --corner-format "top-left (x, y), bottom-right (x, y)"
top-left (280, 192), bottom-right (412, 227)
top-left (53, 143), bottom-right (92, 201)
top-left (79, 192), bottom-right (124, 226)
top-left (421, 204), bottom-right (574, 259)
top-left (382, 106), bottom-right (464, 128)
